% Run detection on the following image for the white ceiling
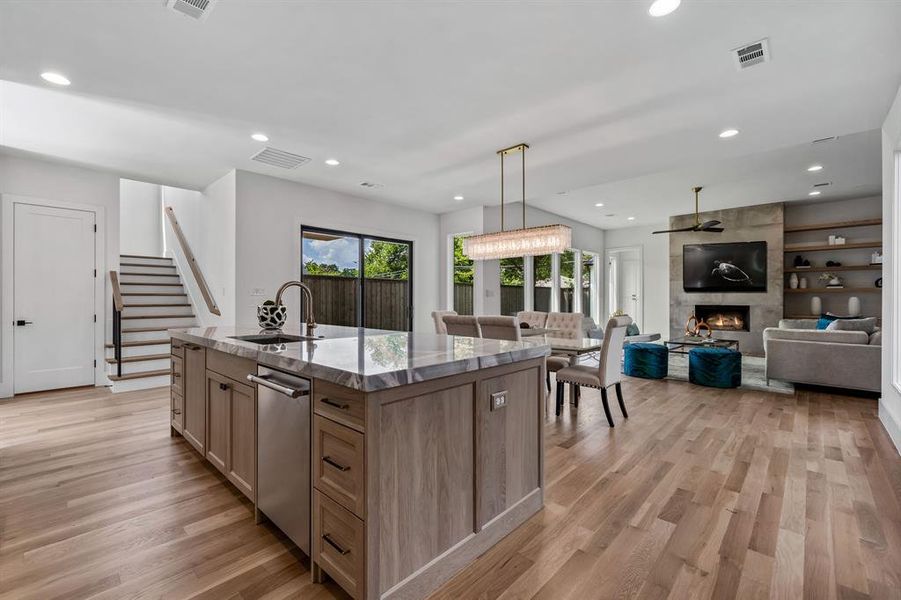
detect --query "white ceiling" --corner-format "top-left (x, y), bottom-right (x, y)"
top-left (1, 1), bottom-right (899, 228)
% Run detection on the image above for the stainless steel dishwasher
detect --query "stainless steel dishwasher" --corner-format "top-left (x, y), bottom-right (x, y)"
top-left (248, 366), bottom-right (311, 555)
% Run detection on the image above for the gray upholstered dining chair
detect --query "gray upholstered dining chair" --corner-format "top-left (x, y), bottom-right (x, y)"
top-left (477, 316), bottom-right (522, 341)
top-left (516, 311), bottom-right (548, 329)
top-left (442, 315), bottom-right (482, 338)
top-left (431, 310), bottom-right (457, 334)
top-left (554, 315), bottom-right (632, 426)
top-left (544, 311), bottom-right (584, 392)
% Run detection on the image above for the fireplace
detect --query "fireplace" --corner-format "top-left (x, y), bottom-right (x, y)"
top-left (695, 304), bottom-right (750, 332)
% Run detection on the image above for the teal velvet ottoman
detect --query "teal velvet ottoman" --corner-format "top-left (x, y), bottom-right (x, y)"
top-left (688, 347), bottom-right (742, 388)
top-left (623, 343), bottom-right (668, 379)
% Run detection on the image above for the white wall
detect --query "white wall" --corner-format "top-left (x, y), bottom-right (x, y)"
top-left (604, 224), bottom-right (669, 337)
top-left (234, 171), bottom-right (440, 332)
top-left (881, 85), bottom-right (901, 454)
top-left (0, 149), bottom-right (120, 395)
top-left (162, 173), bottom-right (237, 327)
top-left (119, 178), bottom-right (162, 256)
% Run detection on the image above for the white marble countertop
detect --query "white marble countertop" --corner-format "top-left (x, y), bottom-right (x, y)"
top-left (169, 324), bottom-right (550, 392)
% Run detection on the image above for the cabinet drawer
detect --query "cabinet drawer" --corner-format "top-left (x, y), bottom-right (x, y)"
top-left (171, 391), bottom-right (184, 431)
top-left (314, 415), bottom-right (365, 516)
top-left (313, 381), bottom-right (365, 433)
top-left (171, 355), bottom-right (184, 396)
top-left (206, 350), bottom-right (255, 384)
top-left (171, 337), bottom-right (185, 359)
top-left (313, 490), bottom-right (365, 599)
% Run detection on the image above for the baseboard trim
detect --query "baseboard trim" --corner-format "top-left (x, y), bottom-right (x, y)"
top-left (878, 396), bottom-right (901, 456)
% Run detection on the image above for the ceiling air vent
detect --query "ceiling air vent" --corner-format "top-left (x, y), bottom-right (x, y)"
top-left (812, 136), bottom-right (838, 145)
top-left (166, 0), bottom-right (217, 21)
top-left (812, 182), bottom-right (833, 188)
top-left (732, 38), bottom-right (770, 71)
top-left (251, 147), bottom-right (310, 169)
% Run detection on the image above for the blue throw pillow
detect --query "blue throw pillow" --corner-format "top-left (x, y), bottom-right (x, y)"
top-left (815, 313), bottom-right (857, 330)
top-left (626, 323), bottom-right (640, 336)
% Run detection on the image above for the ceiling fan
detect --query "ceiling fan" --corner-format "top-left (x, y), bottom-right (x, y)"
top-left (652, 186), bottom-right (724, 234)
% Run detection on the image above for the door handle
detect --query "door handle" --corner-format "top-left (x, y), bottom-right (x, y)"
top-left (14, 320), bottom-right (33, 326)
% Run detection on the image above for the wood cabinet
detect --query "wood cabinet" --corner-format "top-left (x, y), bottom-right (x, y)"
top-left (313, 415), bottom-right (365, 516)
top-left (206, 371), bottom-right (230, 473)
top-left (181, 344), bottom-right (206, 454)
top-left (313, 490), bottom-right (365, 599)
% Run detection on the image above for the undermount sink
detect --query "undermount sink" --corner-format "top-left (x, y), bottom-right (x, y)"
top-left (229, 333), bottom-right (320, 344)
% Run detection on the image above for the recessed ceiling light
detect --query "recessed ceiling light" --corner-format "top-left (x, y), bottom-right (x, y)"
top-left (627, 216), bottom-right (636, 221)
top-left (40, 72), bottom-right (70, 86)
top-left (718, 128), bottom-right (740, 138)
top-left (807, 164), bottom-right (823, 172)
top-left (595, 202), bottom-right (604, 207)
top-left (809, 190), bottom-right (821, 196)
top-left (251, 133), bottom-right (269, 142)
top-left (325, 158), bottom-right (341, 166)
top-left (648, 0), bottom-right (681, 17)
top-left (453, 195), bottom-right (464, 201)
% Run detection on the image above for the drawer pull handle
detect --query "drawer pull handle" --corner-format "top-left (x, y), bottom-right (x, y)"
top-left (322, 456), bottom-right (350, 472)
top-left (186, 344), bottom-right (201, 351)
top-left (322, 533), bottom-right (350, 555)
top-left (321, 398), bottom-right (349, 410)
top-left (172, 408), bottom-right (182, 415)
top-left (172, 372), bottom-right (182, 378)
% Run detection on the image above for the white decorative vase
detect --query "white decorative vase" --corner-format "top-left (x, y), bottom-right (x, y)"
top-left (848, 296), bottom-right (861, 317)
top-left (800, 277), bottom-right (808, 289)
top-left (789, 273), bottom-right (799, 289)
top-left (810, 296), bottom-right (822, 315)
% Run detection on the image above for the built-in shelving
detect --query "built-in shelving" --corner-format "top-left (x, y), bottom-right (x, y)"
top-left (784, 264), bottom-right (882, 274)
top-left (783, 218), bottom-right (882, 233)
top-left (784, 241), bottom-right (882, 252)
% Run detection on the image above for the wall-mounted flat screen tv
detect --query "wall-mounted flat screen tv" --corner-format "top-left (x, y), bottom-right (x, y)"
top-left (683, 241), bottom-right (767, 292)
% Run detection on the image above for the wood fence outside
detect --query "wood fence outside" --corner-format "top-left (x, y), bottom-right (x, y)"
top-left (303, 275), bottom-right (411, 331)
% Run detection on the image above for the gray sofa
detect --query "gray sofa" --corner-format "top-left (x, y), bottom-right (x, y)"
top-left (763, 318), bottom-right (881, 392)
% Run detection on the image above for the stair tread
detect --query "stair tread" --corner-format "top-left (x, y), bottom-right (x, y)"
top-left (122, 293), bottom-right (188, 296)
top-left (122, 326), bottom-right (171, 333)
top-left (120, 283), bottom-right (184, 287)
top-left (105, 339), bottom-right (170, 348)
top-left (119, 262), bottom-right (177, 269)
top-left (109, 369), bottom-right (170, 381)
top-left (120, 272), bottom-right (180, 277)
top-left (122, 315), bottom-right (195, 320)
top-left (123, 303), bottom-right (192, 307)
top-left (120, 254), bottom-right (172, 260)
top-left (106, 353), bottom-right (170, 364)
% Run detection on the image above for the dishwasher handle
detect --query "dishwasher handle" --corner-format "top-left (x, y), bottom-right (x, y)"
top-left (247, 373), bottom-right (310, 398)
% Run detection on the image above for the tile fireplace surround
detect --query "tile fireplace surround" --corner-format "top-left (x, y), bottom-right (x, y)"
top-left (669, 203), bottom-right (784, 356)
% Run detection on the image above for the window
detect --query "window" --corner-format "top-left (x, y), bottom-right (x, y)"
top-left (452, 235), bottom-right (474, 315)
top-left (533, 254), bottom-right (551, 312)
top-left (301, 227), bottom-right (413, 331)
top-left (582, 252), bottom-right (598, 318)
top-left (559, 249), bottom-right (576, 312)
top-left (500, 256), bottom-right (524, 316)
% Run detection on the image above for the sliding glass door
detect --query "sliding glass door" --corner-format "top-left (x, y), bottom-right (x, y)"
top-left (301, 227), bottom-right (413, 331)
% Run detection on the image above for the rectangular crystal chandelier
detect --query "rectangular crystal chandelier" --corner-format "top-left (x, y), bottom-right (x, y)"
top-left (463, 143), bottom-right (572, 260)
top-left (463, 224), bottom-right (571, 260)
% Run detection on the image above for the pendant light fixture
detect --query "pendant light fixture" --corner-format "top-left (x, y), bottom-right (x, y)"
top-left (463, 143), bottom-right (571, 260)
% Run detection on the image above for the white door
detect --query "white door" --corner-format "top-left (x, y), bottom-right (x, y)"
top-left (606, 247), bottom-right (643, 329)
top-left (14, 203), bottom-right (96, 393)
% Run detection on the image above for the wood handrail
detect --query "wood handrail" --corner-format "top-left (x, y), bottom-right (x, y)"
top-left (164, 206), bottom-right (222, 316)
top-left (109, 270), bottom-right (124, 312)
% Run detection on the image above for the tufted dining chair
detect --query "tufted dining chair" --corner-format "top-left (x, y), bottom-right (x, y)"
top-left (543, 312), bottom-right (585, 392)
top-left (516, 311), bottom-right (548, 329)
top-left (442, 315), bottom-right (482, 338)
top-left (554, 315), bottom-right (632, 426)
top-left (477, 316), bottom-right (522, 341)
top-left (431, 310), bottom-right (457, 334)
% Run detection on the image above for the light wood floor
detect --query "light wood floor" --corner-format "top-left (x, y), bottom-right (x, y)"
top-left (1, 380), bottom-right (899, 600)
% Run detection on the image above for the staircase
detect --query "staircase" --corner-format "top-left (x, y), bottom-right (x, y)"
top-left (106, 254), bottom-right (197, 392)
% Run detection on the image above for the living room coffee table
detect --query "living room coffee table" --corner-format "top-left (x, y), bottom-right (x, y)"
top-left (665, 335), bottom-right (740, 354)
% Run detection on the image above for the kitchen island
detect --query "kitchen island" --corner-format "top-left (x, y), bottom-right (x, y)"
top-left (169, 325), bottom-right (548, 600)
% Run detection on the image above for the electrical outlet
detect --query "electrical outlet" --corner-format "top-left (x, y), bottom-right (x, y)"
top-left (490, 391), bottom-right (508, 411)
top-left (251, 288), bottom-right (266, 296)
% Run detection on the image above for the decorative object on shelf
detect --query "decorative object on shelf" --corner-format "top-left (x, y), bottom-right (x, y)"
top-left (810, 296), bottom-right (822, 315)
top-left (257, 300), bottom-right (287, 330)
top-left (848, 296), bottom-right (862, 317)
top-left (828, 235), bottom-right (836, 245)
top-left (800, 276), bottom-right (808, 289)
top-left (820, 272), bottom-right (843, 288)
top-left (789, 273), bottom-right (799, 289)
top-left (652, 186), bottom-right (725, 234)
top-left (876, 277), bottom-right (883, 288)
top-left (871, 250), bottom-right (884, 265)
top-left (463, 143), bottom-right (571, 260)
top-left (685, 313), bottom-right (699, 336)
top-left (825, 260), bottom-right (842, 267)
top-left (793, 255), bottom-right (806, 268)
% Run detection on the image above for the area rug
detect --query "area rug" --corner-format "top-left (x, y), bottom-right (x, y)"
top-left (665, 354), bottom-right (794, 394)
